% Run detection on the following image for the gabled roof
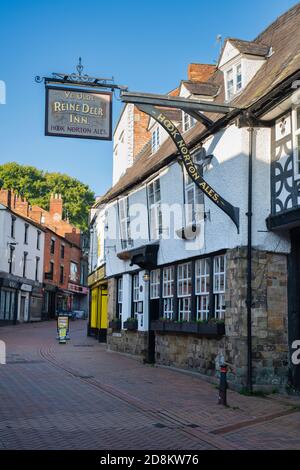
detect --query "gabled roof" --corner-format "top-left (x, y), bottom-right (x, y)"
top-left (227, 38), bottom-right (270, 57)
top-left (95, 3), bottom-right (300, 207)
top-left (180, 80), bottom-right (219, 97)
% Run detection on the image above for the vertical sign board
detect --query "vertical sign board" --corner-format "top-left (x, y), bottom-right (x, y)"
top-left (57, 316), bottom-right (69, 344)
top-left (45, 86), bottom-right (112, 140)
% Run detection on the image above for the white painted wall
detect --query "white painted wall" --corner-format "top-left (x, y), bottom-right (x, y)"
top-left (0, 206), bottom-right (45, 282)
top-left (113, 104), bottom-right (134, 185)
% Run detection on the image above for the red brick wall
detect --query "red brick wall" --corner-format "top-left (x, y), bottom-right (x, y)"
top-left (43, 229), bottom-right (81, 289)
top-left (133, 107), bottom-right (151, 159)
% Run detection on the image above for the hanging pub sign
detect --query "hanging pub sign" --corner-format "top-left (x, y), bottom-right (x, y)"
top-left (45, 86), bottom-right (112, 141)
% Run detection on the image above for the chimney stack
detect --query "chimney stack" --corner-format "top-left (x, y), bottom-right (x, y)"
top-left (13, 195), bottom-right (29, 217)
top-left (187, 63), bottom-right (216, 82)
top-left (49, 193), bottom-right (63, 221)
top-left (0, 189), bottom-right (12, 208)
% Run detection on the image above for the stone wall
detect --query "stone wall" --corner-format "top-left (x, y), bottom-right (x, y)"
top-left (106, 248), bottom-right (289, 389)
top-left (107, 330), bottom-right (148, 359)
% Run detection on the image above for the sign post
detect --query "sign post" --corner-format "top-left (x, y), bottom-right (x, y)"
top-left (57, 316), bottom-right (69, 344)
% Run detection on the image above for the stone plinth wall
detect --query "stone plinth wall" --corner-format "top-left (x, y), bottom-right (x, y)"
top-left (107, 330), bottom-right (148, 359)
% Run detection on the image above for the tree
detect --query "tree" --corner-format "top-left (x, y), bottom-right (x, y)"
top-left (0, 162), bottom-right (95, 232)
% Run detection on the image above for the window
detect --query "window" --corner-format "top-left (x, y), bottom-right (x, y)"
top-left (11, 216), bottom-right (16, 238)
top-left (185, 164), bottom-right (204, 226)
top-left (213, 255), bottom-right (226, 319)
top-left (61, 244), bottom-right (65, 259)
top-left (35, 257), bottom-right (40, 282)
top-left (195, 258), bottom-right (210, 321)
top-left (226, 63), bottom-right (242, 100)
top-left (151, 127), bottom-right (160, 153)
top-left (37, 231), bottom-right (41, 250)
top-left (50, 238), bottom-right (55, 255)
top-left (24, 223), bottom-right (29, 244)
top-left (0, 289), bottom-right (15, 321)
top-left (132, 274), bottom-right (140, 317)
top-left (23, 252), bottom-right (28, 278)
top-left (117, 277), bottom-right (123, 319)
top-left (70, 262), bottom-right (78, 282)
top-left (49, 261), bottom-right (54, 280)
top-left (150, 270), bottom-right (160, 299)
top-left (119, 197), bottom-right (132, 249)
top-left (8, 246), bottom-right (15, 274)
top-left (59, 265), bottom-right (64, 284)
top-left (148, 179), bottom-right (162, 240)
top-left (293, 107), bottom-right (300, 174)
top-left (183, 112), bottom-right (196, 133)
top-left (177, 262), bottom-right (192, 321)
top-left (162, 266), bottom-right (174, 319)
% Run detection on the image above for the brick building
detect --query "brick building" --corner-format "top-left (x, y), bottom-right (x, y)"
top-left (1, 191), bottom-right (88, 319)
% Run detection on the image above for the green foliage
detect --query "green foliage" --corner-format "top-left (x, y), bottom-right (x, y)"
top-left (0, 162), bottom-right (95, 231)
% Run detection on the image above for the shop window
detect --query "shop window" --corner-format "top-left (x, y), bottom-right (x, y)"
top-left (150, 269), bottom-right (160, 299)
top-left (162, 266), bottom-right (174, 320)
top-left (195, 258), bottom-right (210, 321)
top-left (0, 289), bottom-right (15, 321)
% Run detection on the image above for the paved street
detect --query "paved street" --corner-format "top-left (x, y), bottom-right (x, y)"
top-left (0, 320), bottom-right (299, 450)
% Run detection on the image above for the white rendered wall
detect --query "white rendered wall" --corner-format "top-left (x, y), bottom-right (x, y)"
top-left (0, 207), bottom-right (45, 282)
top-left (113, 104), bottom-right (134, 185)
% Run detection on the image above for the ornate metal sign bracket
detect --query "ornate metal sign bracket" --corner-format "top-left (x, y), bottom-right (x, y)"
top-left (35, 57), bottom-right (128, 93)
top-left (120, 92), bottom-right (240, 232)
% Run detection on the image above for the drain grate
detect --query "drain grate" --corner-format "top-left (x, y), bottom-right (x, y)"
top-left (73, 344), bottom-right (95, 348)
top-left (153, 423), bottom-right (168, 428)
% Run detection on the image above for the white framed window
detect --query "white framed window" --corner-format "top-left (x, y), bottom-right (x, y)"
top-left (177, 262), bottom-right (192, 321)
top-left (150, 269), bottom-right (160, 299)
top-left (292, 107), bottom-right (300, 175)
top-left (182, 112), bottom-right (196, 133)
top-left (162, 266), bottom-right (174, 319)
top-left (117, 277), bottom-right (123, 319)
top-left (132, 274), bottom-right (140, 317)
top-left (148, 178), bottom-right (162, 240)
top-left (195, 258), bottom-right (210, 321)
top-left (119, 197), bottom-right (132, 249)
top-left (185, 169), bottom-right (204, 226)
top-left (225, 63), bottom-right (242, 101)
top-left (213, 255), bottom-right (226, 319)
top-left (151, 127), bottom-right (160, 153)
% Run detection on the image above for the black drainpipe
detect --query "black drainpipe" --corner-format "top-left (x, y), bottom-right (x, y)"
top-left (246, 126), bottom-right (254, 393)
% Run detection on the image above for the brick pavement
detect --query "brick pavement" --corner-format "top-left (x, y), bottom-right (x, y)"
top-left (0, 320), bottom-right (299, 450)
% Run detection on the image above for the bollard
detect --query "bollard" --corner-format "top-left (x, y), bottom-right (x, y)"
top-left (218, 364), bottom-right (228, 406)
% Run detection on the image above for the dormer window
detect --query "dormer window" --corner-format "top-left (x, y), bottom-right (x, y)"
top-left (225, 63), bottom-right (242, 101)
top-left (183, 112), bottom-right (196, 133)
top-left (152, 127), bottom-right (160, 153)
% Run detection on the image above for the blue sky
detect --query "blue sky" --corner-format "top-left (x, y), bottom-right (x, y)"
top-left (0, 0), bottom-right (298, 196)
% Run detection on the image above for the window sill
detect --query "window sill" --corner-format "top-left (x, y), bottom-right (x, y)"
top-left (151, 320), bottom-right (225, 337)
